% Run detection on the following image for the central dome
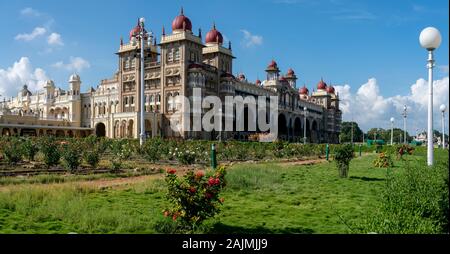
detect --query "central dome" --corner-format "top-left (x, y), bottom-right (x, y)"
top-left (317, 79), bottom-right (327, 90)
top-left (172, 7), bottom-right (192, 32)
top-left (205, 24), bottom-right (223, 44)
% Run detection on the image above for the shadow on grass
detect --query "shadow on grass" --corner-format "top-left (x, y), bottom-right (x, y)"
top-left (349, 176), bottom-right (385, 182)
top-left (206, 222), bottom-right (314, 234)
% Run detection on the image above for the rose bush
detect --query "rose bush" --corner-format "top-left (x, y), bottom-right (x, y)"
top-left (162, 165), bottom-right (227, 232)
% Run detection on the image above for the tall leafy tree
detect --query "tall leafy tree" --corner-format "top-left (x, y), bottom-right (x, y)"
top-left (339, 122), bottom-right (363, 143)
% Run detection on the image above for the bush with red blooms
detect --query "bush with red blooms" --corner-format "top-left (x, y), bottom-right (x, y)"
top-left (162, 165), bottom-right (227, 232)
top-left (396, 145), bottom-right (414, 160)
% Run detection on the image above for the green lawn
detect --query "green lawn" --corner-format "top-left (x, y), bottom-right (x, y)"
top-left (0, 151), bottom-right (446, 234)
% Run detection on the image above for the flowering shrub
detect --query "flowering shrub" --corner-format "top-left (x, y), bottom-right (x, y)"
top-left (61, 140), bottom-right (82, 172)
top-left (170, 144), bottom-right (202, 165)
top-left (39, 136), bottom-right (61, 168)
top-left (373, 152), bottom-right (394, 168)
top-left (109, 139), bottom-right (133, 171)
top-left (163, 166), bottom-right (227, 232)
top-left (397, 145), bottom-right (414, 160)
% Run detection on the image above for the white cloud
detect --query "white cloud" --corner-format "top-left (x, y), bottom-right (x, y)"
top-left (335, 76), bottom-right (449, 133)
top-left (52, 57), bottom-right (90, 72)
top-left (240, 29), bottom-right (263, 48)
top-left (20, 7), bottom-right (42, 17)
top-left (15, 27), bottom-right (47, 41)
top-left (47, 33), bottom-right (64, 46)
top-left (0, 57), bottom-right (49, 97)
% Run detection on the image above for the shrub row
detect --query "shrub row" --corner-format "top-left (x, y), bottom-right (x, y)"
top-left (1, 136), bottom-right (403, 169)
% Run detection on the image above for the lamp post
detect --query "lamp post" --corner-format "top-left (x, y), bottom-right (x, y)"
top-left (390, 117), bottom-right (394, 145)
top-left (303, 106), bottom-right (307, 144)
top-left (420, 27), bottom-right (442, 166)
top-left (440, 104), bottom-right (446, 149)
top-left (131, 17), bottom-right (152, 147)
top-left (402, 105), bottom-right (407, 144)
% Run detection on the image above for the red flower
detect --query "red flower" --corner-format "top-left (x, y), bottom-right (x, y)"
top-left (205, 192), bottom-right (213, 199)
top-left (214, 178), bottom-right (220, 185)
top-left (189, 187), bottom-right (196, 193)
top-left (208, 177), bottom-right (215, 186)
top-left (195, 170), bottom-right (205, 179)
top-left (172, 214), bottom-right (178, 221)
top-left (163, 210), bottom-right (170, 217)
top-left (167, 168), bottom-right (176, 174)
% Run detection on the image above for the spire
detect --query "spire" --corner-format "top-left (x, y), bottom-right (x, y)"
top-left (181, 6), bottom-right (184, 15)
top-left (162, 26), bottom-right (165, 36)
top-left (153, 37), bottom-right (157, 46)
top-left (198, 28), bottom-right (202, 39)
top-left (120, 36), bottom-right (123, 46)
top-left (228, 41), bottom-right (232, 50)
top-left (213, 22), bottom-right (216, 30)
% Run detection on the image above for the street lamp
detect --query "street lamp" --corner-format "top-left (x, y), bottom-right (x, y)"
top-left (131, 17), bottom-right (149, 147)
top-left (440, 104), bottom-right (446, 149)
top-left (420, 26), bottom-right (442, 166)
top-left (402, 105), bottom-right (407, 144)
top-left (390, 117), bottom-right (394, 145)
top-left (303, 106), bottom-right (307, 144)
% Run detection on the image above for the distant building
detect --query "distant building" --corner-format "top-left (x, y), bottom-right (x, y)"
top-left (0, 8), bottom-right (341, 143)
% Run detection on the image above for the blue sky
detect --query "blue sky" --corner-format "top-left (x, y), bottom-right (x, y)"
top-left (0, 0), bottom-right (449, 133)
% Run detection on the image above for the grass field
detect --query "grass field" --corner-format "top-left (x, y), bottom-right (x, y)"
top-left (0, 150), bottom-right (447, 234)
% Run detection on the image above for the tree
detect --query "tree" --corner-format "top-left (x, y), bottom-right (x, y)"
top-left (339, 122), bottom-right (363, 143)
top-left (366, 128), bottom-right (412, 144)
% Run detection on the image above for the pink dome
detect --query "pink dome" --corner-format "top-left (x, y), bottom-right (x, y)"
top-left (172, 8), bottom-right (192, 31)
top-left (317, 79), bottom-right (327, 90)
top-left (299, 86), bottom-right (309, 95)
top-left (205, 24), bottom-right (223, 44)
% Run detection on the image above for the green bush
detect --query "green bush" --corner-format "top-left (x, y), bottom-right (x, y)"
top-left (2, 137), bottom-right (23, 165)
top-left (22, 138), bottom-right (39, 161)
top-left (357, 159), bottom-right (449, 233)
top-left (61, 140), bottom-right (82, 172)
top-left (83, 149), bottom-right (100, 169)
top-left (39, 136), bottom-right (61, 168)
top-left (333, 144), bottom-right (354, 178)
top-left (162, 166), bottom-right (227, 233)
top-left (142, 138), bottom-right (164, 162)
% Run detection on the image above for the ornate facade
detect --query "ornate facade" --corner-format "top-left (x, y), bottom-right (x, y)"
top-left (0, 9), bottom-right (341, 143)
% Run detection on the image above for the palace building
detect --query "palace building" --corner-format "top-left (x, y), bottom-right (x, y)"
top-left (0, 8), bottom-right (341, 143)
